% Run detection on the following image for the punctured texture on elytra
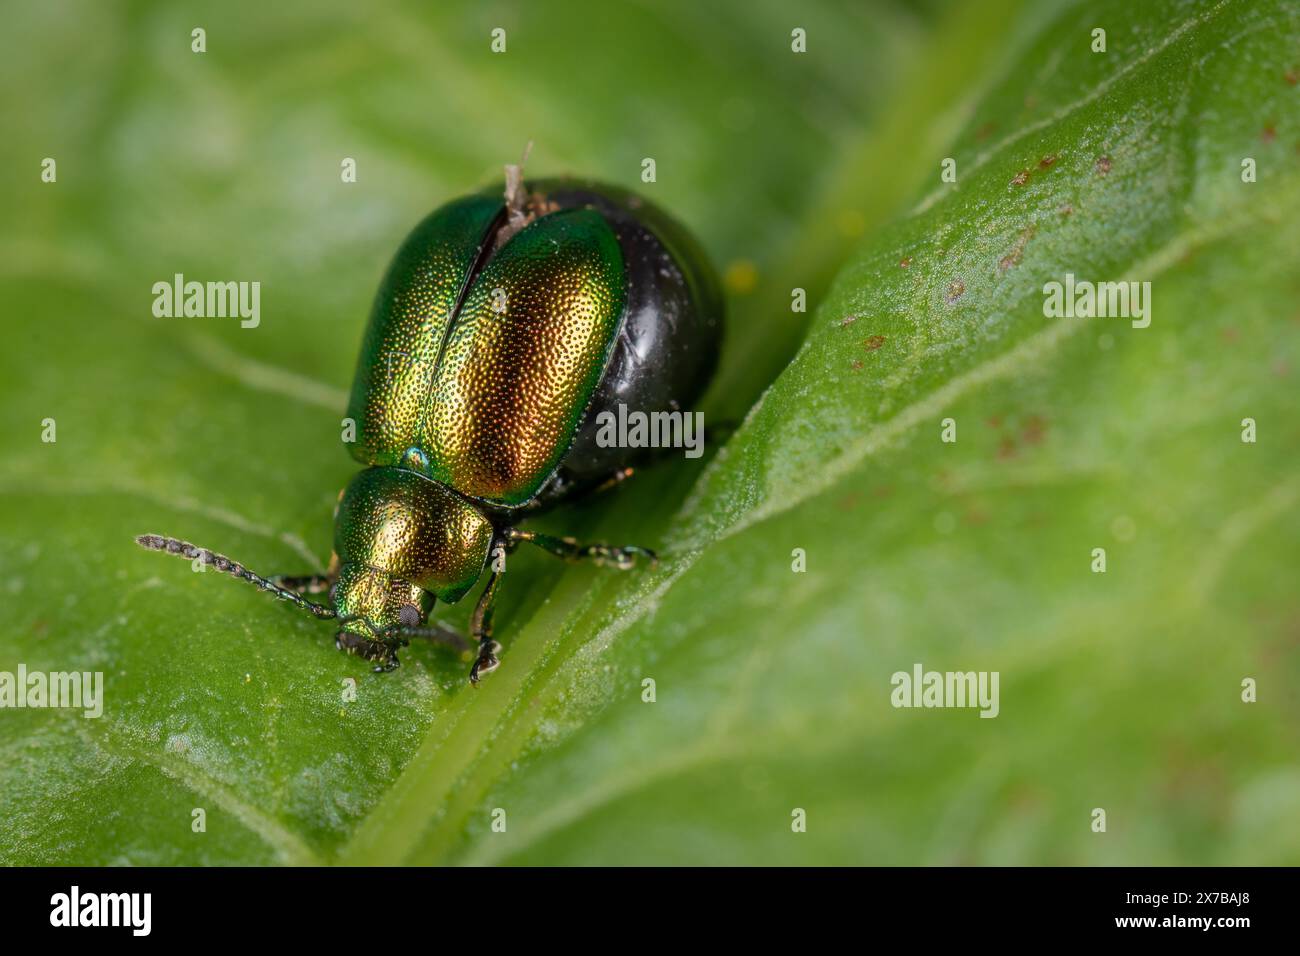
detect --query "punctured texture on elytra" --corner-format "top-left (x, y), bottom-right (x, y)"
top-left (347, 196), bottom-right (626, 507)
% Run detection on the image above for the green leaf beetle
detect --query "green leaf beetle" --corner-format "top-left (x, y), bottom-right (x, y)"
top-left (137, 170), bottom-right (723, 683)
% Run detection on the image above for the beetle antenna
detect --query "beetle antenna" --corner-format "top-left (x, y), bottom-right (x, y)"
top-left (134, 534), bottom-right (337, 620)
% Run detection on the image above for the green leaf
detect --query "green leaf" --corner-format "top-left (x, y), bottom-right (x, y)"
top-left (2, 0), bottom-right (1297, 866)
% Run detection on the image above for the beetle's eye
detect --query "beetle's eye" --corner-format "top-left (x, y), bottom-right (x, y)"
top-left (398, 603), bottom-right (421, 628)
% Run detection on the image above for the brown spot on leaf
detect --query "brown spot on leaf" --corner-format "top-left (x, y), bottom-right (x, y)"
top-left (1058, 203), bottom-right (1074, 216)
top-left (864, 334), bottom-right (886, 351)
top-left (965, 507), bottom-right (989, 526)
top-left (998, 225), bottom-right (1036, 272)
top-left (1008, 785), bottom-right (1046, 813)
top-left (850, 359), bottom-right (864, 372)
top-left (975, 121), bottom-right (996, 142)
top-left (1261, 124), bottom-right (1276, 143)
top-left (986, 415), bottom-right (1003, 428)
top-left (1095, 155), bottom-right (1112, 176)
top-left (946, 279), bottom-right (965, 304)
top-left (839, 314), bottom-right (858, 328)
top-left (1010, 169), bottom-right (1030, 186)
top-left (899, 256), bottom-right (913, 269)
top-left (837, 492), bottom-right (861, 511)
top-left (1022, 414), bottom-right (1047, 446)
top-left (1257, 610), bottom-right (1300, 668)
top-left (1286, 70), bottom-right (1298, 86)
top-left (997, 436), bottom-right (1018, 459)
top-left (1159, 741), bottom-right (1230, 812)
top-left (1038, 154), bottom-right (1058, 170)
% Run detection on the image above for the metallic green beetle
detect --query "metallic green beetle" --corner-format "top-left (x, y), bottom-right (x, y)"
top-left (137, 175), bottom-right (723, 682)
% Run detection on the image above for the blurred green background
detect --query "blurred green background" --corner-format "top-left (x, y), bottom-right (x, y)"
top-left (1, 0), bottom-right (1297, 865)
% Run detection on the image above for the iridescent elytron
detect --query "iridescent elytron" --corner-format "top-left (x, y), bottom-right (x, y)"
top-left (137, 175), bottom-right (723, 682)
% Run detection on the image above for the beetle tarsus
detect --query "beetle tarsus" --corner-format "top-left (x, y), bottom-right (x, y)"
top-left (508, 528), bottom-right (658, 569)
top-left (464, 568), bottom-right (504, 684)
top-left (469, 641), bottom-right (501, 685)
top-left (597, 544), bottom-right (657, 570)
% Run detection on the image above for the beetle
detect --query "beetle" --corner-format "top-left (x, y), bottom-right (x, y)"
top-left (136, 172), bottom-right (723, 683)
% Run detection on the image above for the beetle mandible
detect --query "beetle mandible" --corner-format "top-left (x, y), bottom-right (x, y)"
top-left (137, 170), bottom-right (723, 683)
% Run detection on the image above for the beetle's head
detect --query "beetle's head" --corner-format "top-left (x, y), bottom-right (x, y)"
top-left (330, 564), bottom-right (433, 668)
top-left (133, 467), bottom-right (493, 672)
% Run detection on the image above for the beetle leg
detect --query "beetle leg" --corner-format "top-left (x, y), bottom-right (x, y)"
top-left (506, 528), bottom-right (657, 571)
top-left (402, 621), bottom-right (472, 654)
top-left (590, 466), bottom-right (637, 496)
top-left (270, 574), bottom-right (332, 595)
top-left (270, 552), bottom-right (340, 594)
top-left (468, 570), bottom-right (503, 685)
top-left (515, 466), bottom-right (640, 517)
